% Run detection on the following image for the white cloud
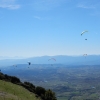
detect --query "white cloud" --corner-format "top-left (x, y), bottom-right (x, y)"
top-left (77, 4), bottom-right (95, 9)
top-left (76, 1), bottom-right (100, 16)
top-left (76, 0), bottom-right (100, 9)
top-left (0, 0), bottom-right (20, 9)
top-left (32, 0), bottom-right (67, 11)
top-left (34, 16), bottom-right (42, 20)
top-left (33, 15), bottom-right (52, 20)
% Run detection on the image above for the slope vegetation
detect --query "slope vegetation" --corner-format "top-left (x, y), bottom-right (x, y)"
top-left (0, 72), bottom-right (57, 100)
top-left (0, 80), bottom-right (40, 100)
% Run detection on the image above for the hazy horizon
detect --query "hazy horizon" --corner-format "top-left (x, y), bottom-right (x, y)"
top-left (0, 54), bottom-right (100, 60)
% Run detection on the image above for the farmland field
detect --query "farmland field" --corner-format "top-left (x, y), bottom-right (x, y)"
top-left (2, 64), bottom-right (100, 100)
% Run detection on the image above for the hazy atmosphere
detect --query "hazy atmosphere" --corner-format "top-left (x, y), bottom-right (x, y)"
top-left (1, 1), bottom-right (100, 100)
top-left (0, 0), bottom-right (100, 58)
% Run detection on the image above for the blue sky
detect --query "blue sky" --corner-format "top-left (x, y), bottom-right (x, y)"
top-left (0, 0), bottom-right (100, 58)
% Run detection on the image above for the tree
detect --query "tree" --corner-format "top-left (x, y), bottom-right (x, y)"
top-left (11, 76), bottom-right (20, 83)
top-left (45, 89), bottom-right (57, 100)
top-left (35, 86), bottom-right (46, 96)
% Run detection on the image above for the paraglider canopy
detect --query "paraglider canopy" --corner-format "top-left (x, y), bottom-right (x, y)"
top-left (81, 30), bottom-right (88, 36)
top-left (83, 54), bottom-right (87, 56)
top-left (83, 54), bottom-right (87, 58)
top-left (48, 58), bottom-right (56, 61)
top-left (28, 62), bottom-right (31, 65)
top-left (13, 65), bottom-right (17, 67)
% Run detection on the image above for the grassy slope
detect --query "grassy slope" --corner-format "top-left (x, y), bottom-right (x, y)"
top-left (0, 80), bottom-right (40, 100)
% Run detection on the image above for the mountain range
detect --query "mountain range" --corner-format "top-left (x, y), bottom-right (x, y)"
top-left (0, 55), bottom-right (100, 67)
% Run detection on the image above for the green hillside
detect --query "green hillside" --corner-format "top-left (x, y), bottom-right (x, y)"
top-left (0, 72), bottom-right (57, 100)
top-left (0, 80), bottom-right (40, 100)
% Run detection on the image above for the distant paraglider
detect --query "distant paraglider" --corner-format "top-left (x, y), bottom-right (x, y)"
top-left (27, 62), bottom-right (31, 68)
top-left (48, 58), bottom-right (56, 66)
top-left (81, 31), bottom-right (88, 40)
